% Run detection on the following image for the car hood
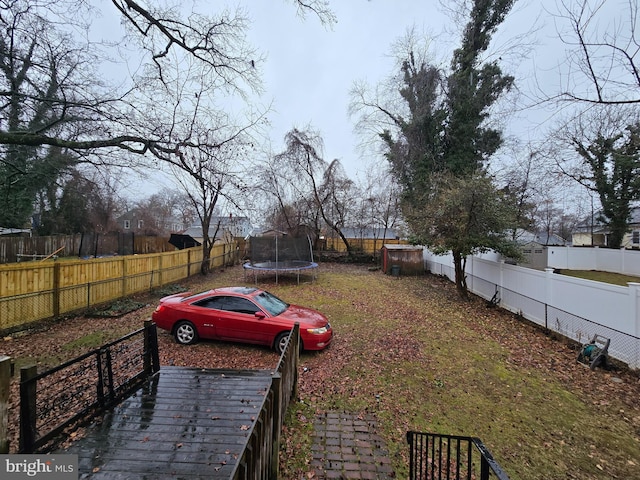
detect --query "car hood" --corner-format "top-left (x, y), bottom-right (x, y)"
top-left (280, 305), bottom-right (328, 327)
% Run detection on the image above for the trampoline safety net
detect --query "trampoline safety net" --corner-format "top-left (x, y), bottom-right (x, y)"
top-left (249, 236), bottom-right (313, 267)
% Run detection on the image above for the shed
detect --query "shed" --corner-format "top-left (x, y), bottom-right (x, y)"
top-left (381, 244), bottom-right (424, 275)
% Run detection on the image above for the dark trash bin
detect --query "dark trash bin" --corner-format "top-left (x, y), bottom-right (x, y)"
top-left (391, 264), bottom-right (401, 277)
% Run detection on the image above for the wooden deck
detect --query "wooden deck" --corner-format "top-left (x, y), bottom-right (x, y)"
top-left (60, 366), bottom-right (274, 479)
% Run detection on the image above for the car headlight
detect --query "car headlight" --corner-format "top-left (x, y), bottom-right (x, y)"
top-left (307, 326), bottom-right (328, 335)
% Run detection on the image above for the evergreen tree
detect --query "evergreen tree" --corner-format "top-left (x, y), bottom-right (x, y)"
top-left (380, 0), bottom-right (517, 296)
top-left (571, 122), bottom-right (640, 249)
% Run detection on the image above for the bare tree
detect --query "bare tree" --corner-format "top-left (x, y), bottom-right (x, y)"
top-left (258, 127), bottom-right (356, 254)
top-left (352, 165), bottom-right (404, 253)
top-left (134, 189), bottom-right (195, 235)
top-left (170, 123), bottom-right (253, 275)
top-left (552, 0), bottom-right (640, 105)
top-left (0, 0), bottom-right (335, 228)
top-left (318, 159), bottom-right (357, 254)
top-left (257, 145), bottom-right (316, 236)
top-left (496, 147), bottom-right (564, 240)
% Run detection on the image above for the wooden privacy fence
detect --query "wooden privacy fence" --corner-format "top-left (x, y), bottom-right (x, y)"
top-left (323, 236), bottom-right (406, 254)
top-left (0, 242), bottom-right (239, 333)
top-left (0, 233), bottom-right (178, 264)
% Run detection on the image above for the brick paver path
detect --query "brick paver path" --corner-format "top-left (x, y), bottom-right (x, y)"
top-left (310, 411), bottom-right (395, 479)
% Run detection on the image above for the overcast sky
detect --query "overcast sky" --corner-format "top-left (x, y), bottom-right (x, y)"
top-left (243, 0), bottom-right (452, 180)
top-left (235, 0), bottom-right (567, 180)
top-left (117, 0), bottom-right (624, 207)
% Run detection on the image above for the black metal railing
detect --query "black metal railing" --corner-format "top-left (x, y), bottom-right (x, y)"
top-left (407, 431), bottom-right (510, 480)
top-left (19, 321), bottom-right (160, 453)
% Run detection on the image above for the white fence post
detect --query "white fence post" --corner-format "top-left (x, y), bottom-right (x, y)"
top-left (545, 268), bottom-right (555, 330)
top-left (627, 283), bottom-right (640, 369)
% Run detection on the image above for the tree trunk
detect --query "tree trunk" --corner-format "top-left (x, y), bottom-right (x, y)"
top-left (199, 219), bottom-right (221, 276)
top-left (337, 229), bottom-right (352, 257)
top-left (452, 250), bottom-right (468, 299)
top-left (200, 235), bottom-right (216, 275)
top-left (200, 242), bottom-right (211, 275)
top-left (608, 216), bottom-right (627, 249)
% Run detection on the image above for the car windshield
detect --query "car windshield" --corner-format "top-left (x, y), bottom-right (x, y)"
top-left (254, 291), bottom-right (289, 316)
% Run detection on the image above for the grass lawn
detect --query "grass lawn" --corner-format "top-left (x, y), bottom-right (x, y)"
top-left (555, 269), bottom-right (640, 286)
top-left (262, 264), bottom-right (640, 480)
top-left (3, 263), bottom-right (638, 479)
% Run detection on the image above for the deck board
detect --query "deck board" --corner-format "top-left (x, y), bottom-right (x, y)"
top-left (60, 366), bottom-right (274, 479)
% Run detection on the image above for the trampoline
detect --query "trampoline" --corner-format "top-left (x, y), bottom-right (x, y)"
top-left (243, 236), bottom-right (318, 285)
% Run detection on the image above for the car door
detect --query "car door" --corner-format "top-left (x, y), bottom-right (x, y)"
top-left (214, 296), bottom-right (272, 345)
top-left (189, 296), bottom-right (228, 339)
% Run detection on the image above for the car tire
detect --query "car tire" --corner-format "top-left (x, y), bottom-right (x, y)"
top-left (274, 332), bottom-right (290, 354)
top-left (174, 321), bottom-right (198, 345)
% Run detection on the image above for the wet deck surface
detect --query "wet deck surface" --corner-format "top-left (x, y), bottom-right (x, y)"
top-left (60, 366), bottom-right (273, 479)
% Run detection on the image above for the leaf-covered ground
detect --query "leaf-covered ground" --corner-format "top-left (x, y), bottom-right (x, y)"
top-left (2, 263), bottom-right (639, 480)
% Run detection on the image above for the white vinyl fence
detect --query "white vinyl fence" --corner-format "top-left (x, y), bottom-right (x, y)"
top-left (547, 246), bottom-right (640, 277)
top-left (424, 250), bottom-right (640, 369)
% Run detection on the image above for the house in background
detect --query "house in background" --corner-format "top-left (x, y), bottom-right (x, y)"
top-left (259, 229), bottom-right (288, 237)
top-left (515, 229), bottom-right (567, 270)
top-left (572, 207), bottom-right (640, 249)
top-left (116, 209), bottom-right (184, 236)
top-left (0, 227), bottom-right (31, 236)
top-left (182, 215), bottom-right (253, 243)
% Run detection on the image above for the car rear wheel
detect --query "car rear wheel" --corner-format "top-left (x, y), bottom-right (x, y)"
top-left (174, 321), bottom-right (198, 345)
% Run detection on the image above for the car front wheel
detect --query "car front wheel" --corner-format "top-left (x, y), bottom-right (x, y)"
top-left (275, 332), bottom-right (303, 354)
top-left (174, 321), bottom-right (198, 345)
top-left (274, 332), bottom-right (290, 354)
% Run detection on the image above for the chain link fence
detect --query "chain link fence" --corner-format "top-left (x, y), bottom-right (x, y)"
top-left (468, 272), bottom-right (640, 369)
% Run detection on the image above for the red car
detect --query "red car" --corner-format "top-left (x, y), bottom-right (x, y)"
top-left (152, 286), bottom-right (332, 353)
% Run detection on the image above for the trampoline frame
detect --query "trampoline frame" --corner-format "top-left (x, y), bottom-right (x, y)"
top-left (243, 236), bottom-right (317, 285)
top-left (243, 260), bottom-right (318, 285)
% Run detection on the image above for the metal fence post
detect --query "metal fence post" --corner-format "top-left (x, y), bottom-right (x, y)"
top-left (0, 356), bottom-right (11, 453)
top-left (144, 320), bottom-right (160, 374)
top-left (19, 365), bottom-right (38, 453)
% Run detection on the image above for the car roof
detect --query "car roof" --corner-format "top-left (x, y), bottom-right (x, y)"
top-left (178, 287), bottom-right (261, 303)
top-left (211, 286), bottom-right (260, 296)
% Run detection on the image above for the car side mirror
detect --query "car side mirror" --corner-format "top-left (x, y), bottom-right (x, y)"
top-left (255, 312), bottom-right (266, 319)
